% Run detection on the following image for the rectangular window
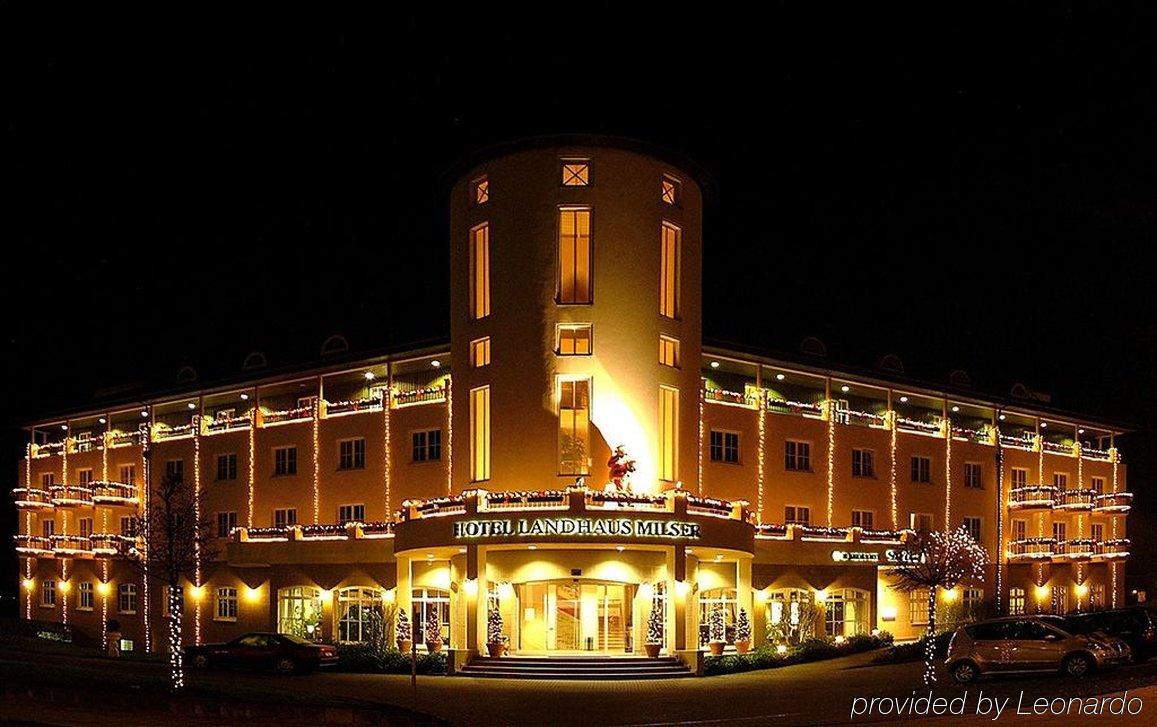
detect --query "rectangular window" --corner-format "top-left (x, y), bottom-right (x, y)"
top-left (470, 337), bottom-right (491, 368)
top-left (274, 508), bottom-right (298, 528)
top-left (1011, 468), bottom-right (1028, 488)
top-left (77, 468), bottom-right (93, 485)
top-left (911, 512), bottom-right (934, 532)
top-left (1053, 521), bottom-right (1067, 543)
top-left (1091, 476), bottom-right (1105, 495)
top-left (119, 583), bottom-right (137, 614)
top-left (660, 222), bottom-right (680, 318)
top-left (472, 176), bottom-right (489, 205)
top-left (558, 379), bottom-right (591, 475)
top-left (165, 459), bottom-right (184, 483)
top-left (470, 387), bottom-right (491, 482)
top-left (42, 519), bottom-right (55, 538)
top-left (120, 517), bottom-right (135, 537)
top-left (709, 431), bottom-right (740, 464)
top-left (1091, 523), bottom-right (1104, 541)
top-left (40, 472), bottom-right (54, 488)
top-left (1009, 587), bottom-right (1026, 615)
top-left (42, 580), bottom-right (56, 607)
top-left (412, 430), bottom-right (443, 462)
top-left (851, 510), bottom-right (874, 529)
top-left (339, 439), bottom-right (366, 470)
top-left (215, 588), bottom-right (238, 621)
top-left (909, 590), bottom-right (929, 625)
top-left (851, 449), bottom-right (875, 478)
top-left (338, 504), bottom-right (365, 524)
top-left (963, 516), bottom-right (982, 542)
top-left (1053, 472), bottom-right (1069, 491)
top-left (78, 581), bottom-right (94, 611)
top-left (785, 441), bottom-right (811, 471)
top-left (273, 446), bottom-right (297, 476)
top-left (964, 462), bottom-right (982, 489)
top-left (910, 456), bottom-right (931, 483)
top-left (118, 464), bottom-right (136, 485)
top-left (471, 222), bottom-right (491, 319)
top-left (561, 159), bottom-right (590, 186)
top-left (1013, 519), bottom-right (1027, 541)
top-left (661, 175), bottom-right (680, 205)
top-left (658, 386), bottom-right (679, 481)
top-left (216, 453), bottom-right (237, 481)
top-left (79, 517), bottom-right (93, 538)
top-left (558, 207), bottom-right (592, 304)
top-left (216, 511), bottom-right (238, 538)
top-left (658, 335), bottom-right (680, 368)
top-left (785, 506), bottom-right (810, 525)
top-left (557, 324), bottom-right (593, 355)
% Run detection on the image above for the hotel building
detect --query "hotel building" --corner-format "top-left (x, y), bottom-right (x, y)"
top-left (11, 140), bottom-right (1132, 666)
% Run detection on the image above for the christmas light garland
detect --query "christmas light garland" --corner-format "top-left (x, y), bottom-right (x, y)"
top-left (757, 390), bottom-right (766, 523)
top-left (139, 422), bottom-right (152, 652)
top-left (995, 427), bottom-right (1004, 612)
top-left (944, 415), bottom-right (952, 532)
top-left (193, 418), bottom-right (202, 645)
top-left (445, 376), bottom-right (453, 496)
top-left (247, 415), bottom-right (256, 527)
top-left (312, 400), bottom-right (321, 524)
top-left (383, 388), bottom-right (392, 518)
top-left (698, 380), bottom-right (705, 495)
top-left (826, 399), bottom-right (835, 527)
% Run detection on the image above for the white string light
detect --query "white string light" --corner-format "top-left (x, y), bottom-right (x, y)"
top-left (826, 399), bottom-right (835, 527)
top-left (756, 389), bottom-right (766, 523)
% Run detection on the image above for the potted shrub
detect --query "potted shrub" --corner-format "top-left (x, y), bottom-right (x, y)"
top-left (487, 608), bottom-right (505, 657)
top-left (644, 603), bottom-right (664, 658)
top-left (425, 610), bottom-right (443, 653)
top-left (708, 604), bottom-right (726, 656)
top-left (734, 607), bottom-right (752, 655)
top-left (395, 609), bottom-right (412, 653)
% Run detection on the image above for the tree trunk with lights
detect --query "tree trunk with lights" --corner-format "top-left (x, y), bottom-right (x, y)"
top-left (168, 585), bottom-right (185, 690)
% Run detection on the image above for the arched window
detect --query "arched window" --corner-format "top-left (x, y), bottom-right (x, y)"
top-left (824, 588), bottom-right (870, 637)
top-left (278, 586), bottom-right (322, 641)
top-left (338, 587), bottom-right (382, 643)
top-left (242, 351), bottom-right (268, 371)
top-left (411, 587), bottom-right (450, 647)
top-left (697, 588), bottom-right (737, 646)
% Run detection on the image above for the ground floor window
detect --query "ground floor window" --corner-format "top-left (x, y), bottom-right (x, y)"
top-left (278, 586), bottom-right (323, 640)
top-left (698, 588), bottom-right (737, 646)
top-left (119, 583), bottom-right (137, 614)
top-left (824, 589), bottom-right (869, 638)
top-left (649, 582), bottom-right (667, 639)
top-left (908, 589), bottom-right (929, 626)
top-left (767, 588), bottom-right (816, 644)
top-left (338, 587), bottom-right (383, 643)
top-left (412, 587), bottom-right (450, 646)
top-left (1089, 584), bottom-right (1106, 610)
top-left (962, 588), bottom-right (984, 617)
top-left (1052, 585), bottom-right (1069, 615)
top-left (1009, 587), bottom-right (1026, 615)
top-left (215, 587), bottom-right (238, 621)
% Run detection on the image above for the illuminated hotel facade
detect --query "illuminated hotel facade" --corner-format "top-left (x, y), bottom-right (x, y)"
top-left (12, 140), bottom-right (1132, 664)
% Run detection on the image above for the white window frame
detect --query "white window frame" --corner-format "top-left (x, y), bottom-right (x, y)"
top-left (215, 587), bottom-right (238, 621)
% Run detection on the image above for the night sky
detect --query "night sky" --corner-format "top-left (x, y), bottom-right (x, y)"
top-left (3, 6), bottom-right (1155, 612)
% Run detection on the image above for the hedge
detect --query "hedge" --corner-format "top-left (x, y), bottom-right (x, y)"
top-left (703, 632), bottom-right (893, 676)
top-left (333, 643), bottom-right (447, 674)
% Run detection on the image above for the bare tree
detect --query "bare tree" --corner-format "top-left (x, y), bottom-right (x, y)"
top-left (119, 472), bottom-right (217, 691)
top-left (889, 525), bottom-right (987, 685)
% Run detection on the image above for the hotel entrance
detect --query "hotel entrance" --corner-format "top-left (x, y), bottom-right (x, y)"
top-left (518, 581), bottom-right (635, 653)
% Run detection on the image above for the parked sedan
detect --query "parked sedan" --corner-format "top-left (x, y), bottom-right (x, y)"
top-left (945, 616), bottom-right (1130, 683)
top-left (1063, 607), bottom-right (1157, 661)
top-left (185, 632), bottom-right (338, 674)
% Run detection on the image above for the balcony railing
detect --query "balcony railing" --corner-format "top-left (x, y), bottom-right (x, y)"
top-left (261, 406), bottom-right (314, 426)
top-left (952, 426), bottom-right (995, 445)
top-left (50, 485), bottom-right (93, 506)
top-left (1053, 539), bottom-right (1096, 561)
top-left (1042, 440), bottom-right (1075, 455)
top-left (485, 491), bottom-right (569, 511)
top-left (1008, 485), bottom-right (1056, 509)
top-left (108, 430), bottom-right (141, 448)
top-left (51, 534), bottom-right (92, 555)
top-left (1008, 538), bottom-right (1055, 561)
top-left (393, 386), bottom-right (447, 408)
top-left (1081, 447), bottom-right (1114, 462)
top-left (765, 397), bottom-right (825, 418)
top-left (834, 408), bottom-right (888, 428)
top-left (1094, 539), bottom-right (1131, 559)
top-left (11, 488), bottom-right (53, 508)
top-left (999, 434), bottom-right (1037, 451)
top-left (704, 387), bottom-right (757, 408)
top-left (896, 417), bottom-right (943, 437)
top-left (587, 490), bottom-right (668, 511)
top-left (409, 495), bottom-right (467, 517)
top-left (72, 436), bottom-right (102, 453)
top-left (91, 481), bottom-right (138, 505)
top-left (686, 495), bottom-right (741, 519)
top-left (1055, 488), bottom-right (1097, 510)
top-left (1094, 492), bottom-right (1133, 513)
top-left (32, 442), bottom-right (66, 458)
top-left (13, 535), bottom-right (53, 554)
top-left (204, 414), bottom-right (252, 435)
top-left (323, 396), bottom-right (384, 416)
top-left (153, 423), bottom-right (195, 441)
top-left (90, 533), bottom-right (131, 554)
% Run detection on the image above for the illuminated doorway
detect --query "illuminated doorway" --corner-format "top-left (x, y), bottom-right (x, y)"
top-left (518, 581), bottom-right (633, 653)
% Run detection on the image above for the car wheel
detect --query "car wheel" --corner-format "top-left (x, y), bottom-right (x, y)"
top-left (191, 654), bottom-right (210, 669)
top-left (1063, 653), bottom-right (1093, 678)
top-left (275, 657), bottom-right (298, 675)
top-left (951, 660), bottom-right (979, 684)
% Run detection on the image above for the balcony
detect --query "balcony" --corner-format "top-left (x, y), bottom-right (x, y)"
top-left (1094, 492), bottom-right (1132, 513)
top-left (1055, 488), bottom-right (1097, 511)
top-left (72, 435), bottom-right (102, 453)
top-left (51, 534), bottom-right (92, 556)
top-left (704, 387), bottom-right (757, 408)
top-left (587, 490), bottom-right (668, 512)
top-left (11, 488), bottom-right (53, 509)
top-left (485, 491), bottom-right (569, 511)
top-left (393, 386), bottom-right (447, 408)
top-left (686, 495), bottom-right (744, 519)
top-left (322, 395), bottom-right (384, 417)
top-left (90, 533), bottom-right (131, 555)
top-left (952, 426), bottom-right (995, 445)
top-left (834, 408), bottom-right (888, 428)
top-left (1053, 538), bottom-right (1095, 561)
top-left (31, 442), bottom-right (66, 458)
top-left (1081, 446), bottom-right (1115, 462)
top-left (1008, 538), bottom-right (1055, 561)
top-left (108, 430), bottom-right (142, 449)
top-left (152, 423), bottom-right (196, 442)
top-left (1042, 440), bottom-right (1075, 456)
top-left (999, 433), bottom-right (1037, 451)
top-left (204, 413), bottom-right (252, 435)
top-left (12, 535), bottom-right (53, 555)
top-left (1094, 538), bottom-right (1131, 560)
top-left (896, 417), bottom-right (943, 437)
top-left (49, 485), bottom-right (93, 506)
top-left (260, 406), bottom-right (314, 426)
top-left (91, 481), bottom-right (138, 505)
top-left (1008, 485), bottom-right (1056, 509)
top-left (764, 397), bottom-right (824, 418)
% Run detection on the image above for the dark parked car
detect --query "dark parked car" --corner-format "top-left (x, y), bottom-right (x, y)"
top-left (184, 632), bottom-right (338, 674)
top-left (1063, 607), bottom-right (1157, 661)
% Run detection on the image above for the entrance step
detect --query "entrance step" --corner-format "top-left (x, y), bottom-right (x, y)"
top-left (457, 655), bottom-right (693, 680)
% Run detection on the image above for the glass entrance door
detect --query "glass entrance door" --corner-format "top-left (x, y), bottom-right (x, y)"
top-left (518, 581), bottom-right (631, 653)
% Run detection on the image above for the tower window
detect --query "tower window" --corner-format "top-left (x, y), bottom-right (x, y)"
top-left (561, 159), bottom-right (590, 186)
top-left (558, 207), bottom-right (592, 304)
top-left (472, 176), bottom-right (489, 205)
top-left (661, 175), bottom-right (681, 205)
top-left (659, 336), bottom-right (680, 368)
top-left (471, 337), bottom-right (491, 368)
top-left (557, 324), bottom-right (592, 355)
top-left (470, 386), bottom-right (491, 482)
top-left (660, 222), bottom-right (680, 318)
top-left (471, 223), bottom-right (491, 319)
top-left (658, 386), bottom-right (679, 481)
top-left (558, 379), bottom-right (591, 475)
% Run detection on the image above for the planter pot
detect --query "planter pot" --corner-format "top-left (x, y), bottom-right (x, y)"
top-left (487, 642), bottom-right (505, 657)
top-left (644, 643), bottom-right (662, 658)
top-left (708, 641), bottom-right (725, 656)
top-left (427, 640), bottom-right (443, 653)
top-left (734, 640), bottom-right (751, 655)
top-left (397, 639), bottom-right (412, 653)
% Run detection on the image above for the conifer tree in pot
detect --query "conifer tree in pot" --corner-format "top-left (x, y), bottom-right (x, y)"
top-left (708, 603), bottom-right (727, 655)
top-left (644, 602), bottom-right (664, 657)
top-left (425, 610), bottom-right (443, 653)
top-left (734, 607), bottom-right (752, 654)
top-left (487, 607), bottom-right (505, 657)
top-left (395, 608), bottom-right (412, 653)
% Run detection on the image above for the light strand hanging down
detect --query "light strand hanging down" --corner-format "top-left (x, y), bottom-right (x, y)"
top-left (826, 399), bottom-right (835, 527)
top-left (445, 375), bottom-right (453, 496)
top-left (756, 389), bottom-right (766, 524)
top-left (889, 410), bottom-right (898, 530)
top-left (193, 418), bottom-right (202, 645)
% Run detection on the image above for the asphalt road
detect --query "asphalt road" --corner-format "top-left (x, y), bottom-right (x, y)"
top-left (2, 644), bottom-right (1156, 726)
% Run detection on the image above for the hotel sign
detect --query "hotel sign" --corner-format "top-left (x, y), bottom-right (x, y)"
top-left (831, 549), bottom-right (925, 565)
top-left (453, 517), bottom-right (702, 541)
